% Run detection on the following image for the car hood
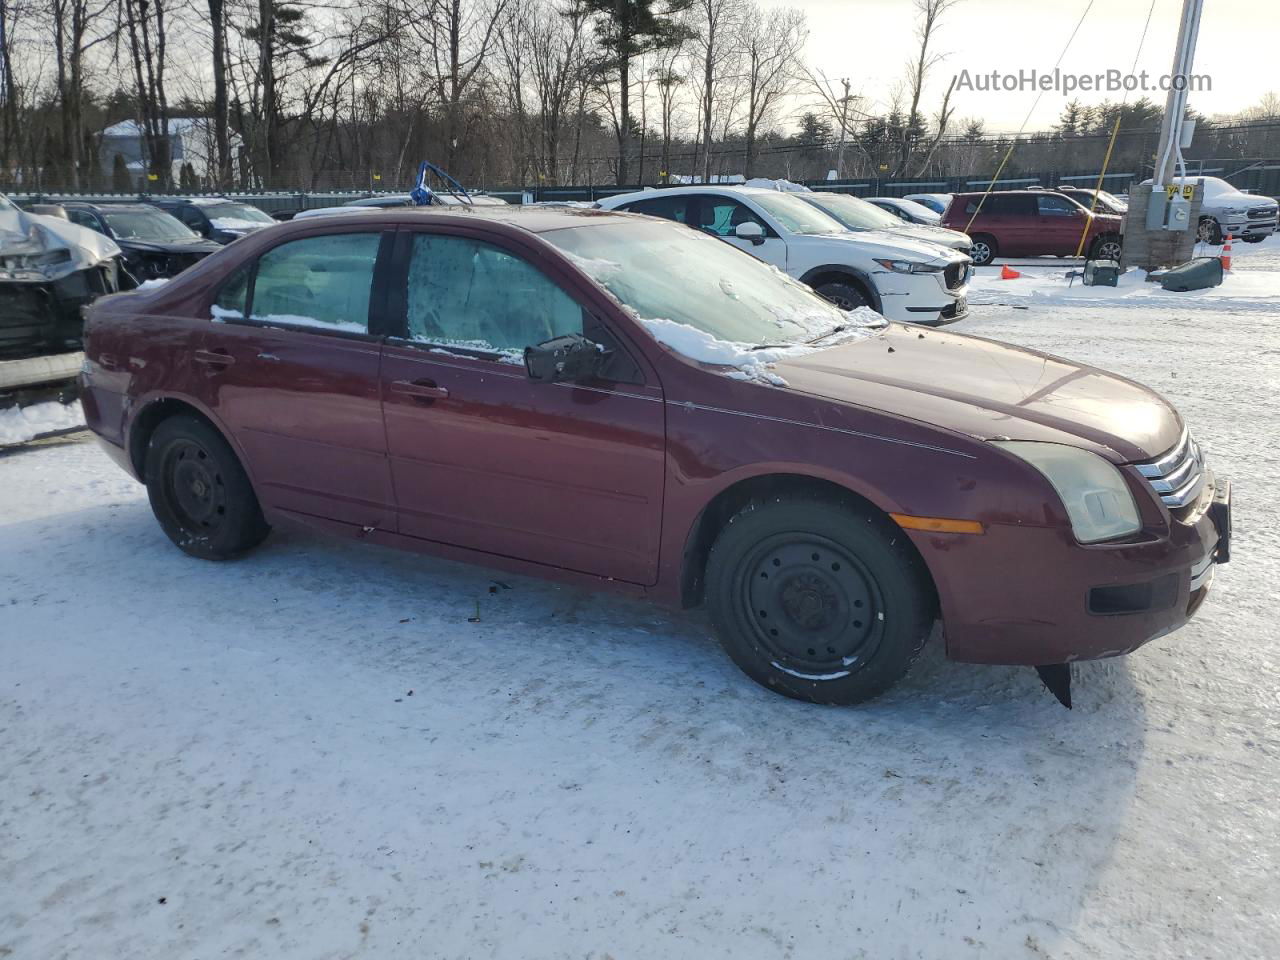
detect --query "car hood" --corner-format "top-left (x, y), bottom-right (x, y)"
top-left (0, 207), bottom-right (120, 283)
top-left (771, 324), bottom-right (1181, 463)
top-left (890, 222), bottom-right (971, 250)
top-left (118, 237), bottom-right (222, 255)
top-left (822, 230), bottom-right (968, 264)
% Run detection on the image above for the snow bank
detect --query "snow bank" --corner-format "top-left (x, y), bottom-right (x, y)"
top-left (0, 400), bottom-right (84, 446)
top-left (969, 262), bottom-right (1280, 310)
top-left (636, 306), bottom-right (885, 386)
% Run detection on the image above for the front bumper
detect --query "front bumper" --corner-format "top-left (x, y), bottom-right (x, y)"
top-left (909, 475), bottom-right (1230, 665)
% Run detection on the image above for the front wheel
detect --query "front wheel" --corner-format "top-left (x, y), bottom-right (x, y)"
top-left (1198, 217), bottom-right (1223, 245)
top-left (813, 279), bottom-right (871, 311)
top-left (1242, 235), bottom-right (1265, 244)
top-left (705, 497), bottom-right (935, 705)
top-left (145, 414), bottom-right (270, 560)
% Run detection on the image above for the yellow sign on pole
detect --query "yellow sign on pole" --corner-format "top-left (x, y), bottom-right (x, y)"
top-left (147, 173), bottom-right (158, 182)
top-left (1166, 183), bottom-right (1194, 199)
top-left (373, 173), bottom-right (382, 181)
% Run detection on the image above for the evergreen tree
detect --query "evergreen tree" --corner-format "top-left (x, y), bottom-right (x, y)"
top-left (579, 0), bottom-right (692, 183)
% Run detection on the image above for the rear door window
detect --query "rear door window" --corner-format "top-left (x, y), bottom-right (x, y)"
top-left (620, 194), bottom-right (690, 224)
top-left (249, 233), bottom-right (380, 334)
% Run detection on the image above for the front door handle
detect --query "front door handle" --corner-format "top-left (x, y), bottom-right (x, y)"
top-left (391, 379), bottom-right (449, 401)
top-left (193, 348), bottom-right (235, 368)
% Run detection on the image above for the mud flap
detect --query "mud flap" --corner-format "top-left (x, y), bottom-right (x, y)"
top-left (1035, 664), bottom-right (1072, 709)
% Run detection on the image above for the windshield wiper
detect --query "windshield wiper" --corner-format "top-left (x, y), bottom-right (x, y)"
top-left (806, 324), bottom-right (850, 344)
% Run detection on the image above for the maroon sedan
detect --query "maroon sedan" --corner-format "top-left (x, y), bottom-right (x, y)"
top-left (80, 207), bottom-right (1230, 706)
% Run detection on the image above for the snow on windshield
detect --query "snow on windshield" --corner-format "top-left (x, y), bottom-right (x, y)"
top-left (546, 220), bottom-right (885, 385)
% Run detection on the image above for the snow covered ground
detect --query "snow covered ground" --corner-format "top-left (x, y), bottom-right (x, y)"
top-left (2, 295), bottom-right (1279, 958)
top-left (970, 232), bottom-right (1280, 310)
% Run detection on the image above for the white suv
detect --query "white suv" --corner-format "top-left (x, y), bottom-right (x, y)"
top-left (596, 187), bottom-right (972, 325)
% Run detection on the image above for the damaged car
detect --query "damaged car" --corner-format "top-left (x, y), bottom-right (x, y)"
top-left (60, 202), bottom-right (222, 282)
top-left (80, 207), bottom-right (1230, 708)
top-left (0, 194), bottom-right (126, 354)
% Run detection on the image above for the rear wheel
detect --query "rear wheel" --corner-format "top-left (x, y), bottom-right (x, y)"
top-left (705, 497), bottom-right (934, 705)
top-left (1198, 217), bottom-right (1223, 245)
top-left (813, 279), bottom-right (871, 311)
top-left (1090, 234), bottom-right (1123, 261)
top-left (145, 414), bottom-right (269, 560)
top-left (969, 235), bottom-right (997, 266)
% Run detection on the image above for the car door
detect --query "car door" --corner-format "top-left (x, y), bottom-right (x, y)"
top-left (379, 225), bottom-right (666, 585)
top-left (693, 194), bottom-right (788, 269)
top-left (1035, 193), bottom-right (1086, 255)
top-left (194, 229), bottom-right (396, 530)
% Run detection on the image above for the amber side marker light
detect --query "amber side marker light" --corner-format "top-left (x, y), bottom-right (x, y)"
top-left (890, 513), bottom-right (985, 535)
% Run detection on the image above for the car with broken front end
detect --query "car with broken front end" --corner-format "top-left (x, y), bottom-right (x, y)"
top-left (79, 206), bottom-right (1231, 706)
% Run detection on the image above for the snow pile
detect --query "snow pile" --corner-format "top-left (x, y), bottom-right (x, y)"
top-left (0, 400), bottom-right (84, 446)
top-left (637, 306), bottom-right (884, 386)
top-left (136, 278), bottom-right (170, 291)
top-left (744, 177), bottom-right (812, 193)
top-left (969, 261), bottom-right (1280, 310)
top-left (208, 217), bottom-right (268, 232)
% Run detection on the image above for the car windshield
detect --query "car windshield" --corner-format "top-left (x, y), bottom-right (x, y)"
top-left (543, 220), bottom-right (855, 345)
top-left (750, 192), bottom-right (847, 235)
top-left (102, 208), bottom-right (199, 242)
top-left (802, 193), bottom-right (903, 230)
top-left (204, 203), bottom-right (275, 225)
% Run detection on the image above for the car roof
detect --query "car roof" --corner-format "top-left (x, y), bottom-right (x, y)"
top-left (270, 204), bottom-right (636, 235)
top-left (62, 202), bottom-right (157, 213)
top-left (607, 185), bottom-right (781, 200)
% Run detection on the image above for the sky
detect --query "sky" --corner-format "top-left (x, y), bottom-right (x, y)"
top-left (761, 0), bottom-right (1278, 132)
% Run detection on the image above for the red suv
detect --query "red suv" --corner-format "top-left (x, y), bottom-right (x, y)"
top-left (942, 190), bottom-right (1124, 266)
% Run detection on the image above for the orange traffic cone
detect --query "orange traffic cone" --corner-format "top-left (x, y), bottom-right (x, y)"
top-left (1001, 265), bottom-right (1022, 280)
top-left (1221, 233), bottom-right (1233, 271)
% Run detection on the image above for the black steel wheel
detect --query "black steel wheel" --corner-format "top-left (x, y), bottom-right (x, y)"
top-left (742, 534), bottom-right (885, 679)
top-left (814, 280), bottom-right (871, 311)
top-left (705, 497), bottom-right (935, 705)
top-left (145, 414), bottom-right (269, 560)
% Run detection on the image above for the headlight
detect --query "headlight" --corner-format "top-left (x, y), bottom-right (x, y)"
top-left (873, 258), bottom-right (944, 274)
top-left (993, 441), bottom-right (1142, 543)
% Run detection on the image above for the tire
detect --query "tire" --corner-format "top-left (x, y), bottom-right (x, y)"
top-left (1198, 217), bottom-right (1223, 245)
top-left (144, 414), bottom-right (269, 560)
top-left (1089, 234), bottom-right (1123, 261)
top-left (704, 496), bottom-right (935, 705)
top-left (1242, 235), bottom-right (1265, 244)
top-left (969, 235), bottom-right (997, 266)
top-left (813, 279), bottom-right (870, 311)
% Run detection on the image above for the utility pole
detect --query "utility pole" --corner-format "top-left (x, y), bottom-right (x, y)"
top-left (834, 80), bottom-right (860, 179)
top-left (1152, 0), bottom-right (1205, 187)
top-left (1125, 0), bottom-right (1206, 270)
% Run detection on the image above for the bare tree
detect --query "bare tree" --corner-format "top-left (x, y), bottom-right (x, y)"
top-left (688, 0), bottom-right (740, 181)
top-left (737, 3), bottom-right (803, 178)
top-left (894, 0), bottom-right (961, 176)
top-left (120, 0), bottom-right (171, 189)
top-left (49, 0), bottom-right (115, 187)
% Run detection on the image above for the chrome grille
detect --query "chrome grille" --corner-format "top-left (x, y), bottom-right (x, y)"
top-left (1247, 205), bottom-right (1276, 220)
top-left (1136, 430), bottom-right (1206, 509)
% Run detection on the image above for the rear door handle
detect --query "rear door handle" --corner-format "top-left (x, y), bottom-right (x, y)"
top-left (193, 348), bottom-right (235, 367)
top-left (390, 379), bottom-right (449, 401)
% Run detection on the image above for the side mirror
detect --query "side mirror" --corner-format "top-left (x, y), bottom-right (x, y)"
top-left (524, 332), bottom-right (608, 383)
top-left (734, 221), bottom-right (766, 245)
